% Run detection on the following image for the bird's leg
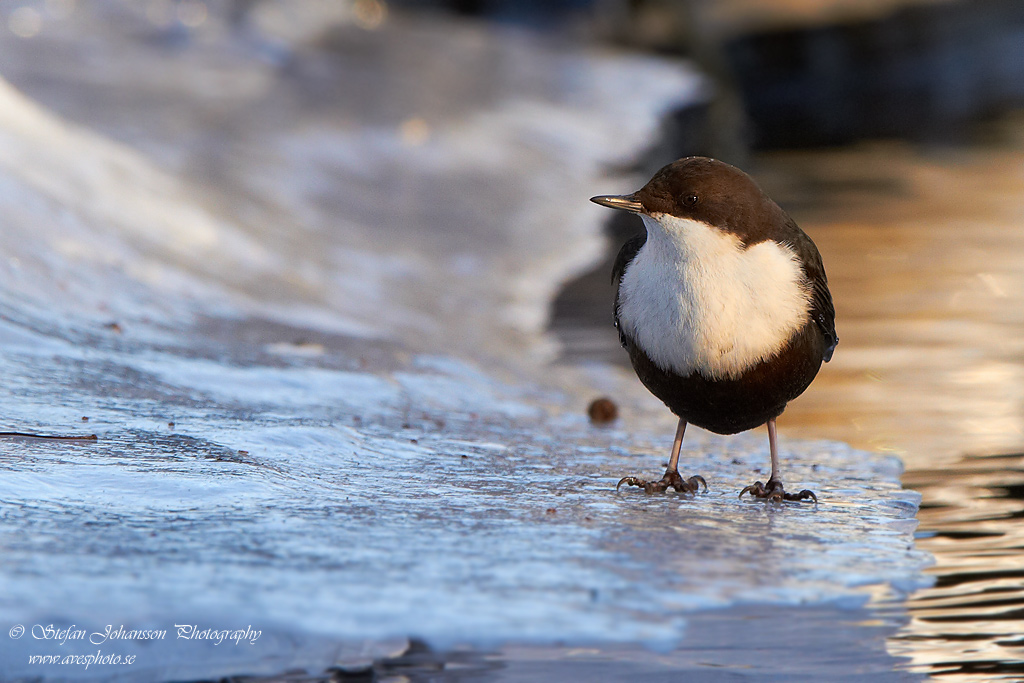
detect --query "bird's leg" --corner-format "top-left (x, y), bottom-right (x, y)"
top-left (616, 418), bottom-right (707, 494)
top-left (739, 418), bottom-right (817, 503)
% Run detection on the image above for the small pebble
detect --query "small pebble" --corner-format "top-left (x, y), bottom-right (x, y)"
top-left (587, 397), bottom-right (618, 425)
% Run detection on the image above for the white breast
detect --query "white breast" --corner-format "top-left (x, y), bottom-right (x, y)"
top-left (618, 213), bottom-right (811, 380)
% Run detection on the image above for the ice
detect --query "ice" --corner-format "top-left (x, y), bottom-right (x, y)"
top-left (0, 4), bottom-right (929, 681)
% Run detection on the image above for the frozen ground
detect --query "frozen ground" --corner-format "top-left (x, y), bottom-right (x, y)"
top-left (0, 3), bottom-right (929, 681)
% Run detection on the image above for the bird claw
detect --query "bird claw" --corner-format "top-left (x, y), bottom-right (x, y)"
top-left (739, 479), bottom-right (817, 504)
top-left (616, 470), bottom-right (707, 494)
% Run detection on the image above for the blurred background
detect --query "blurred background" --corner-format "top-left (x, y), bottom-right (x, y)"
top-left (1, 0), bottom-right (1023, 680)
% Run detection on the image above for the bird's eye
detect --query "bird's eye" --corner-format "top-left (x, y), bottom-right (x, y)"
top-left (684, 194), bottom-right (699, 207)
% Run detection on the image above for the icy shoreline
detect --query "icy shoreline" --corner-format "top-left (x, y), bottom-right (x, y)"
top-left (0, 5), bottom-right (929, 680)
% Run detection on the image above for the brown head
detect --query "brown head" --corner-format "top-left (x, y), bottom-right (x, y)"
top-left (590, 156), bottom-right (791, 246)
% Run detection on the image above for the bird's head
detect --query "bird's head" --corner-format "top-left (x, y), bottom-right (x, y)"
top-left (590, 156), bottom-right (785, 247)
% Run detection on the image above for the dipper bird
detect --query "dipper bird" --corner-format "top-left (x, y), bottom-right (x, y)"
top-left (591, 157), bottom-right (837, 503)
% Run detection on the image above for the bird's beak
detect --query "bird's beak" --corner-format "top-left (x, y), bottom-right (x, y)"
top-left (590, 193), bottom-right (643, 213)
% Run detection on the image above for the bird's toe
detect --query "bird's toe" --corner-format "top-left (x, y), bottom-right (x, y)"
top-left (616, 469), bottom-right (706, 495)
top-left (683, 474), bottom-right (708, 493)
top-left (785, 489), bottom-right (818, 503)
top-left (740, 478), bottom-right (817, 504)
top-left (739, 481), bottom-right (766, 499)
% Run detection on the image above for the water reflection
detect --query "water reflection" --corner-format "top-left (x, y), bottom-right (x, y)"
top-left (895, 453), bottom-right (1024, 679)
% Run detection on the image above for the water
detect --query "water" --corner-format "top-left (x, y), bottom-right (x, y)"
top-left (0, 3), bottom-right (933, 681)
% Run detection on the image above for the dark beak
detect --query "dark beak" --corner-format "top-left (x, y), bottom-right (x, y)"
top-left (590, 193), bottom-right (643, 213)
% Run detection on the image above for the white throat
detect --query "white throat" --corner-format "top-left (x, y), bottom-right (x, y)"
top-left (618, 213), bottom-right (810, 380)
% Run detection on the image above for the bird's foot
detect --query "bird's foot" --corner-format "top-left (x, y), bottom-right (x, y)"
top-left (739, 478), bottom-right (817, 503)
top-left (616, 469), bottom-right (707, 494)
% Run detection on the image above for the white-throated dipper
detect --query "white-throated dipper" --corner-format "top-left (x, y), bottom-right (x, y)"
top-left (591, 156), bottom-right (837, 502)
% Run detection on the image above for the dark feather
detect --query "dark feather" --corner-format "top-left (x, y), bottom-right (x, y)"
top-left (619, 320), bottom-right (826, 434)
top-left (611, 232), bottom-right (646, 284)
top-left (812, 276), bottom-right (838, 362)
top-left (784, 221), bottom-right (838, 362)
top-left (611, 233), bottom-right (646, 348)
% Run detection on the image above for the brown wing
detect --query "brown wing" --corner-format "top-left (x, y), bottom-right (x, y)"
top-left (788, 223), bottom-right (838, 362)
